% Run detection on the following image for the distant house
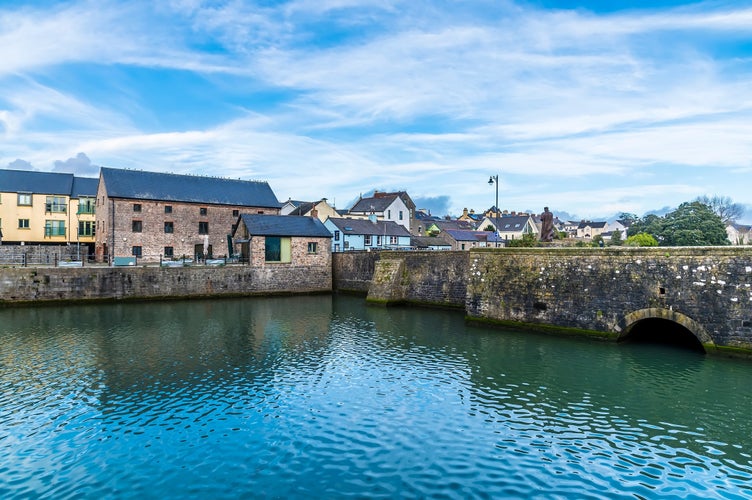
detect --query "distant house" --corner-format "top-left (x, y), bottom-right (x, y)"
top-left (727, 223), bottom-right (752, 245)
top-left (324, 217), bottom-right (412, 252)
top-left (411, 235), bottom-right (452, 251)
top-left (611, 219), bottom-right (633, 236)
top-left (232, 214), bottom-right (332, 267)
top-left (480, 214), bottom-right (538, 242)
top-left (457, 208), bottom-right (484, 224)
top-left (576, 221), bottom-right (609, 239)
top-left (285, 199), bottom-right (338, 223)
top-left (95, 167), bottom-right (281, 263)
top-left (442, 229), bottom-right (504, 250)
top-left (348, 191), bottom-right (416, 233)
top-left (0, 169), bottom-right (97, 251)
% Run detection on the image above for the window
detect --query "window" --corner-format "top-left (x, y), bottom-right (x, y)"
top-left (48, 200), bottom-right (67, 217)
top-left (198, 222), bottom-right (209, 234)
top-left (78, 197), bottom-right (95, 214)
top-left (389, 235), bottom-right (398, 245)
top-left (18, 193), bottom-right (32, 206)
top-left (399, 210), bottom-right (403, 220)
top-left (133, 204), bottom-right (142, 212)
top-left (164, 246), bottom-right (174, 258)
top-left (78, 221), bottom-right (95, 237)
top-left (18, 219), bottom-right (30, 229)
top-left (132, 220), bottom-right (143, 232)
top-left (199, 207), bottom-right (207, 216)
top-left (334, 230), bottom-right (340, 241)
top-left (387, 209), bottom-right (391, 219)
top-left (164, 205), bottom-right (172, 214)
top-left (265, 236), bottom-right (291, 262)
top-left (307, 242), bottom-right (317, 254)
top-left (164, 221), bottom-right (174, 233)
top-left (44, 220), bottom-right (65, 237)
top-left (232, 209), bottom-right (239, 217)
top-left (364, 235), bottom-right (372, 246)
top-left (132, 246), bottom-right (142, 257)
top-left (377, 235), bottom-right (382, 246)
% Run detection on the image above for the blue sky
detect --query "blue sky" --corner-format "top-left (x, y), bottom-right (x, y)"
top-left (1, 0), bottom-right (751, 221)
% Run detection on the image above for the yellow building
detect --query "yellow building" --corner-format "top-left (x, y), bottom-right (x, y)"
top-left (0, 169), bottom-right (98, 252)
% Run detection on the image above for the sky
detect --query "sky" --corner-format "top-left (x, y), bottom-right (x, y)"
top-left (1, 0), bottom-right (751, 222)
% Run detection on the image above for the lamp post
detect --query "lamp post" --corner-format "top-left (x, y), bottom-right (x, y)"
top-left (488, 175), bottom-right (499, 247)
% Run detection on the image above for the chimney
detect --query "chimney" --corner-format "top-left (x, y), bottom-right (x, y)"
top-left (462, 207), bottom-right (468, 217)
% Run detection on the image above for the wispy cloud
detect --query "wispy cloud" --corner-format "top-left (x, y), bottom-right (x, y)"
top-left (1, 0), bottom-right (751, 220)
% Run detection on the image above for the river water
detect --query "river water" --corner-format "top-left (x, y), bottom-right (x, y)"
top-left (0, 295), bottom-right (750, 499)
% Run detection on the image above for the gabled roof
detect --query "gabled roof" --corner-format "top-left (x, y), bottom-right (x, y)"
top-left (288, 201), bottom-right (316, 216)
top-left (350, 191), bottom-right (415, 213)
top-left (0, 169), bottom-right (75, 195)
top-left (236, 214), bottom-right (331, 237)
top-left (101, 167), bottom-right (280, 208)
top-left (411, 236), bottom-right (452, 248)
top-left (495, 215), bottom-right (533, 232)
top-left (326, 217), bottom-right (411, 237)
top-left (444, 229), bottom-right (487, 242)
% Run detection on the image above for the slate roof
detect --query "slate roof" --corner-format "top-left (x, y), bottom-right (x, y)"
top-left (71, 176), bottom-right (99, 197)
top-left (411, 236), bottom-right (452, 248)
top-left (350, 195), bottom-right (396, 213)
top-left (495, 215), bottom-right (532, 232)
top-left (237, 214), bottom-right (331, 237)
top-left (0, 169), bottom-right (74, 195)
top-left (578, 221), bottom-right (608, 229)
top-left (326, 217), bottom-right (411, 237)
top-left (289, 201), bottom-right (316, 216)
top-left (101, 167), bottom-right (280, 208)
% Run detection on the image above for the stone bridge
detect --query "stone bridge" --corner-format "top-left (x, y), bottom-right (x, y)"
top-left (334, 247), bottom-right (752, 357)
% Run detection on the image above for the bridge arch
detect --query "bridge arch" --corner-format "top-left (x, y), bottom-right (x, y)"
top-left (617, 308), bottom-right (715, 352)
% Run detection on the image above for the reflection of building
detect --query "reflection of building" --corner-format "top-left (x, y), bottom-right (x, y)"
top-left (95, 168), bottom-right (281, 263)
top-left (0, 169), bottom-right (97, 251)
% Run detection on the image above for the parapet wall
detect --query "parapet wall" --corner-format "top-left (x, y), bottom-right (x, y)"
top-left (0, 264), bottom-right (331, 305)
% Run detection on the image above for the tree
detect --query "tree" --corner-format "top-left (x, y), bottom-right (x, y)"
top-left (506, 233), bottom-right (538, 247)
top-left (483, 224), bottom-right (495, 232)
top-left (695, 195), bottom-right (744, 224)
top-left (624, 233), bottom-right (658, 247)
top-left (609, 229), bottom-right (623, 246)
top-left (660, 202), bottom-right (729, 246)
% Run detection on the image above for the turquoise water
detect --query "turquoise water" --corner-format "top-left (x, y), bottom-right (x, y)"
top-left (0, 295), bottom-right (750, 499)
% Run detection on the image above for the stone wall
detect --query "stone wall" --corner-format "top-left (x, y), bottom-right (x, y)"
top-left (0, 244), bottom-right (83, 265)
top-left (333, 251), bottom-right (468, 308)
top-left (466, 247), bottom-right (752, 352)
top-left (0, 264), bottom-right (331, 305)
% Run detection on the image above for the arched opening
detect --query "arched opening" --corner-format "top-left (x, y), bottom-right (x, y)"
top-left (620, 318), bottom-right (705, 353)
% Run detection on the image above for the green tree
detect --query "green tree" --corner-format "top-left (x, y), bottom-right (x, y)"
top-left (608, 229), bottom-right (623, 246)
top-left (483, 224), bottom-right (495, 232)
top-left (506, 233), bottom-right (538, 247)
top-left (628, 202), bottom-right (729, 246)
top-left (624, 232), bottom-right (658, 247)
top-left (660, 202), bottom-right (729, 246)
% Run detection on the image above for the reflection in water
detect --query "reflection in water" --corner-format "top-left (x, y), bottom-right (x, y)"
top-left (0, 295), bottom-right (750, 499)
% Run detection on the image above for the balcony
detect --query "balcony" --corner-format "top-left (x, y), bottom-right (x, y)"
top-left (77, 205), bottom-right (95, 215)
top-left (44, 226), bottom-right (66, 237)
top-left (45, 204), bottom-right (67, 214)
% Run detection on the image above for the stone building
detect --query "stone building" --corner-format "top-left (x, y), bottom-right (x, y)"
top-left (95, 168), bottom-right (280, 263)
top-left (232, 214), bottom-right (332, 269)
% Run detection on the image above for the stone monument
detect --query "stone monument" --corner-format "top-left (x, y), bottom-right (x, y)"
top-left (540, 207), bottom-right (555, 243)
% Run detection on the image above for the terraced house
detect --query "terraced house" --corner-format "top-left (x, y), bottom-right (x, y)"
top-left (0, 169), bottom-right (98, 252)
top-left (95, 168), bottom-right (281, 263)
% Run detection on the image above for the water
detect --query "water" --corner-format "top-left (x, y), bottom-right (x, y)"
top-left (0, 295), bottom-right (750, 499)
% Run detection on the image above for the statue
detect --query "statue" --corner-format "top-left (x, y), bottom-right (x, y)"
top-left (540, 207), bottom-right (555, 243)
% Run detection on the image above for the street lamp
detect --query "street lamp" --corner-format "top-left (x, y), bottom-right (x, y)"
top-left (488, 175), bottom-right (499, 247)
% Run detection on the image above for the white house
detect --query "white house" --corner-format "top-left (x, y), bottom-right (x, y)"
top-left (324, 217), bottom-right (412, 252)
top-left (480, 214), bottom-right (538, 242)
top-left (348, 191), bottom-right (415, 232)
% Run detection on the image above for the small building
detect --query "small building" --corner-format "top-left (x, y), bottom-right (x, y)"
top-left (442, 229), bottom-right (504, 250)
top-left (576, 221), bottom-right (609, 239)
top-left (324, 217), bottom-right (412, 252)
top-left (411, 235), bottom-right (453, 251)
top-left (479, 214), bottom-right (538, 242)
top-left (0, 169), bottom-right (97, 251)
top-left (232, 214), bottom-right (332, 267)
top-left (95, 167), bottom-right (281, 263)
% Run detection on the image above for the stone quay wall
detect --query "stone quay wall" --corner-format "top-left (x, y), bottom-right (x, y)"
top-left (0, 264), bottom-right (331, 305)
top-left (466, 247), bottom-right (752, 352)
top-left (333, 251), bottom-right (469, 308)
